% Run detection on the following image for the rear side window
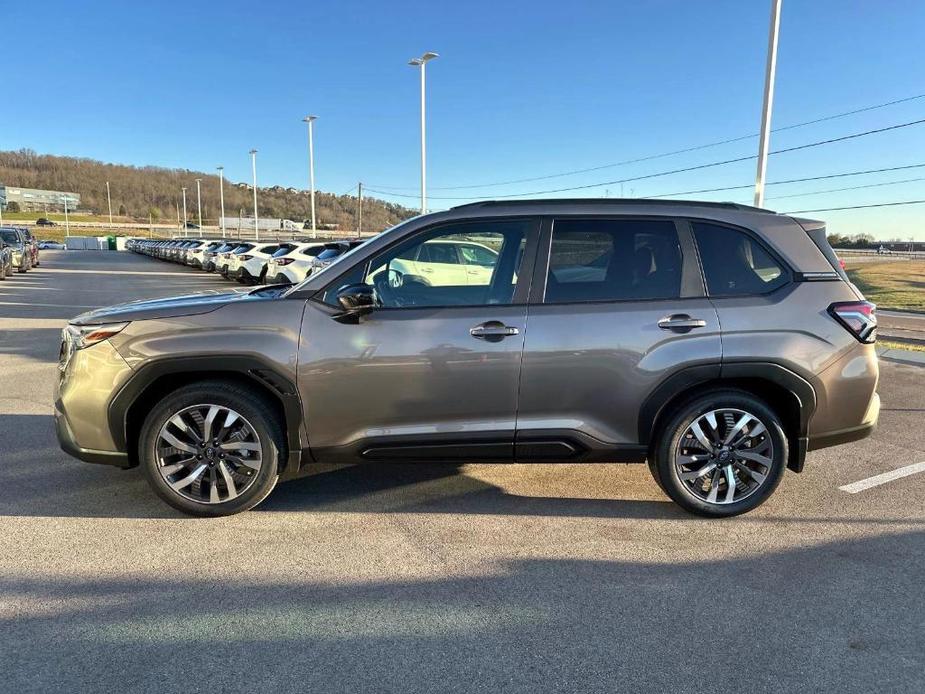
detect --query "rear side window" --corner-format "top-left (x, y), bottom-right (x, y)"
top-left (545, 219), bottom-right (682, 303)
top-left (692, 222), bottom-right (787, 296)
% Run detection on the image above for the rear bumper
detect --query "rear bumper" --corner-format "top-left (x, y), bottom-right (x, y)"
top-left (807, 391), bottom-right (880, 452)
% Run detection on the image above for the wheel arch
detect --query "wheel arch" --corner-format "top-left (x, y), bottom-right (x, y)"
top-left (639, 362), bottom-right (816, 473)
top-left (110, 356), bottom-right (306, 476)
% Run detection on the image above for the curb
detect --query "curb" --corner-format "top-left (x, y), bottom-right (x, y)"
top-left (877, 347), bottom-right (925, 367)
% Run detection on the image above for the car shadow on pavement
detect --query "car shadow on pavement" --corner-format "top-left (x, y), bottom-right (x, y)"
top-left (1, 531), bottom-right (923, 693)
top-left (261, 462), bottom-right (684, 520)
top-left (0, 413), bottom-right (680, 520)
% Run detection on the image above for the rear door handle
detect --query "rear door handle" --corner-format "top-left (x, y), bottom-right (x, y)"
top-left (657, 314), bottom-right (707, 332)
top-left (470, 321), bottom-right (520, 341)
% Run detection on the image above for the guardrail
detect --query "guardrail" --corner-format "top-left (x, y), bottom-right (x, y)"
top-left (834, 248), bottom-right (924, 259)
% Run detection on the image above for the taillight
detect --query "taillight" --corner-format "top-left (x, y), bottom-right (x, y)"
top-left (838, 257), bottom-right (846, 270)
top-left (276, 257), bottom-right (294, 265)
top-left (238, 254), bottom-right (253, 261)
top-left (828, 301), bottom-right (877, 343)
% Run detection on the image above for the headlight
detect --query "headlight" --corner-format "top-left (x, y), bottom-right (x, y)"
top-left (66, 322), bottom-right (130, 350)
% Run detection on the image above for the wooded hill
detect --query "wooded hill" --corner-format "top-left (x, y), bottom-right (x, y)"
top-left (0, 149), bottom-right (417, 231)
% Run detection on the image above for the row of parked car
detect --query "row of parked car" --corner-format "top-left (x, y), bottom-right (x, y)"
top-left (126, 237), bottom-right (365, 285)
top-left (0, 226), bottom-right (41, 279)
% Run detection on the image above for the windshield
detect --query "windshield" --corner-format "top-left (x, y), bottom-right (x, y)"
top-left (1, 230), bottom-right (21, 244)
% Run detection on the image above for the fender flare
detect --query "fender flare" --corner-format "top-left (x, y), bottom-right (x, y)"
top-left (108, 355), bottom-right (306, 477)
top-left (637, 361), bottom-right (817, 472)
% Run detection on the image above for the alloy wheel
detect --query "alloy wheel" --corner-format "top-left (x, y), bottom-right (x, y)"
top-left (674, 408), bottom-right (774, 505)
top-left (155, 404), bottom-right (263, 504)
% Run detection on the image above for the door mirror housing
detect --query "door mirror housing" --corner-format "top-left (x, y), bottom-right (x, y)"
top-left (334, 283), bottom-right (378, 322)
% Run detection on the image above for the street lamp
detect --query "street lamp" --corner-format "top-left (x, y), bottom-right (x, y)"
top-left (249, 149), bottom-right (259, 241)
top-left (106, 181), bottom-right (113, 230)
top-left (217, 166), bottom-right (226, 238)
top-left (195, 178), bottom-right (203, 229)
top-left (408, 51), bottom-right (438, 214)
top-left (181, 187), bottom-right (188, 233)
top-left (302, 115), bottom-right (318, 238)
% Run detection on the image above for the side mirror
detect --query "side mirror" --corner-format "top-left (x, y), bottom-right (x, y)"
top-left (334, 283), bottom-right (378, 323)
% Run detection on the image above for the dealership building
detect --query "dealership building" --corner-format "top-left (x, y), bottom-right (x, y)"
top-left (0, 185), bottom-right (80, 212)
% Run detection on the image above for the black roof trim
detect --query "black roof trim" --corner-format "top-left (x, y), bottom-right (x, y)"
top-left (451, 198), bottom-right (777, 214)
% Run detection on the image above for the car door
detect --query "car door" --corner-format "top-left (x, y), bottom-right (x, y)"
top-left (515, 217), bottom-right (722, 460)
top-left (297, 218), bottom-right (539, 463)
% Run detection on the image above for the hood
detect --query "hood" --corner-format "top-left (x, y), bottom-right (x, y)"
top-left (69, 285), bottom-right (289, 326)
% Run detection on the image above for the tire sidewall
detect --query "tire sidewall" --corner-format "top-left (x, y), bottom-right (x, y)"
top-left (655, 391), bottom-right (787, 518)
top-left (140, 383), bottom-right (282, 517)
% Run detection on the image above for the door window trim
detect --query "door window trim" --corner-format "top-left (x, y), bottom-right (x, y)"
top-left (313, 216), bottom-right (542, 311)
top-left (529, 215), bottom-right (704, 306)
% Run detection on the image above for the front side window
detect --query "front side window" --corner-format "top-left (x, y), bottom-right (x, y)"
top-left (545, 219), bottom-right (682, 303)
top-left (692, 222), bottom-right (787, 296)
top-left (322, 221), bottom-right (529, 308)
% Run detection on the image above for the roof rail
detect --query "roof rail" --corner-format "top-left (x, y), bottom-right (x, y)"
top-left (450, 198), bottom-right (776, 214)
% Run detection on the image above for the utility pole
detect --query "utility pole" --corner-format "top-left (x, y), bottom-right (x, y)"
top-left (357, 182), bottom-right (363, 235)
top-left (195, 178), bottom-right (203, 230)
top-left (106, 181), bottom-right (113, 229)
top-left (217, 166), bottom-right (226, 238)
top-left (753, 0), bottom-right (783, 208)
top-left (181, 187), bottom-right (188, 234)
top-left (249, 149), bottom-right (259, 241)
top-left (303, 116), bottom-right (318, 238)
top-left (63, 193), bottom-right (70, 237)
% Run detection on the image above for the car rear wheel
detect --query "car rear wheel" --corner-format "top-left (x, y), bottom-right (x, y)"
top-left (139, 381), bottom-right (283, 516)
top-left (652, 390), bottom-right (786, 517)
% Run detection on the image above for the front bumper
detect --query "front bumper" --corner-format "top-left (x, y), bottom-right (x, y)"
top-left (54, 338), bottom-right (135, 467)
top-left (55, 403), bottom-right (130, 467)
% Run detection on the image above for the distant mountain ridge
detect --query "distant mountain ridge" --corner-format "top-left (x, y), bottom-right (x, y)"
top-left (0, 149), bottom-right (416, 232)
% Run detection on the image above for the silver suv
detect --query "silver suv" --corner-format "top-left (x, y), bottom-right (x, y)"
top-left (55, 200), bottom-right (879, 517)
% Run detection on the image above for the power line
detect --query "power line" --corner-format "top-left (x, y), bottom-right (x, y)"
top-left (783, 199), bottom-right (925, 214)
top-left (368, 92), bottom-right (925, 191)
top-left (365, 117), bottom-right (925, 201)
top-left (767, 176), bottom-right (925, 201)
top-left (644, 162), bottom-right (925, 199)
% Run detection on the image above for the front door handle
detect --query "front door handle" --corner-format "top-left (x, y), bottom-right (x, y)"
top-left (657, 314), bottom-right (707, 332)
top-left (470, 321), bottom-right (520, 341)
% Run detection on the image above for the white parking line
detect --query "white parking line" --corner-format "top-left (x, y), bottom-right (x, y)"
top-left (839, 461), bottom-right (925, 493)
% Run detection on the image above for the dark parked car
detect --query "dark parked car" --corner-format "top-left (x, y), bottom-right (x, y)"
top-left (55, 199), bottom-right (879, 517)
top-left (36, 218), bottom-right (57, 227)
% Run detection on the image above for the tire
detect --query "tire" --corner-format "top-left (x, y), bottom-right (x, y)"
top-left (651, 389), bottom-right (787, 518)
top-left (139, 380), bottom-right (284, 516)
top-left (17, 259), bottom-right (27, 273)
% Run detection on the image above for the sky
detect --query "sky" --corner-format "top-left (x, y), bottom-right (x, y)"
top-left (2, 0), bottom-right (925, 239)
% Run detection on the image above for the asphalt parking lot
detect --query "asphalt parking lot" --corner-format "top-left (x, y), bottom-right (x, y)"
top-left (1, 250), bottom-right (923, 693)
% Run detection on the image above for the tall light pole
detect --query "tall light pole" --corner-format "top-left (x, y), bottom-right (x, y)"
top-left (302, 115), bottom-right (318, 238)
top-left (181, 187), bottom-right (188, 234)
top-left (753, 0), bottom-right (783, 208)
top-left (217, 166), bottom-right (226, 238)
top-left (408, 51), bottom-right (438, 214)
top-left (249, 149), bottom-right (260, 241)
top-left (195, 178), bottom-right (203, 229)
top-left (63, 193), bottom-right (70, 237)
top-left (105, 181), bottom-right (113, 230)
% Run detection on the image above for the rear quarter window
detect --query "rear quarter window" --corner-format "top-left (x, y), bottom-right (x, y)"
top-left (692, 222), bottom-right (789, 296)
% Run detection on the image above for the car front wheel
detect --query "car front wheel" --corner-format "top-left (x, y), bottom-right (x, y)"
top-left (139, 381), bottom-right (283, 516)
top-left (652, 390), bottom-right (787, 517)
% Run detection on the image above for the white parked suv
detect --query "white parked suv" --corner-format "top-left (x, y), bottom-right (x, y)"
top-left (377, 238), bottom-right (498, 287)
top-left (266, 242), bottom-right (327, 284)
top-left (227, 242), bottom-right (281, 284)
